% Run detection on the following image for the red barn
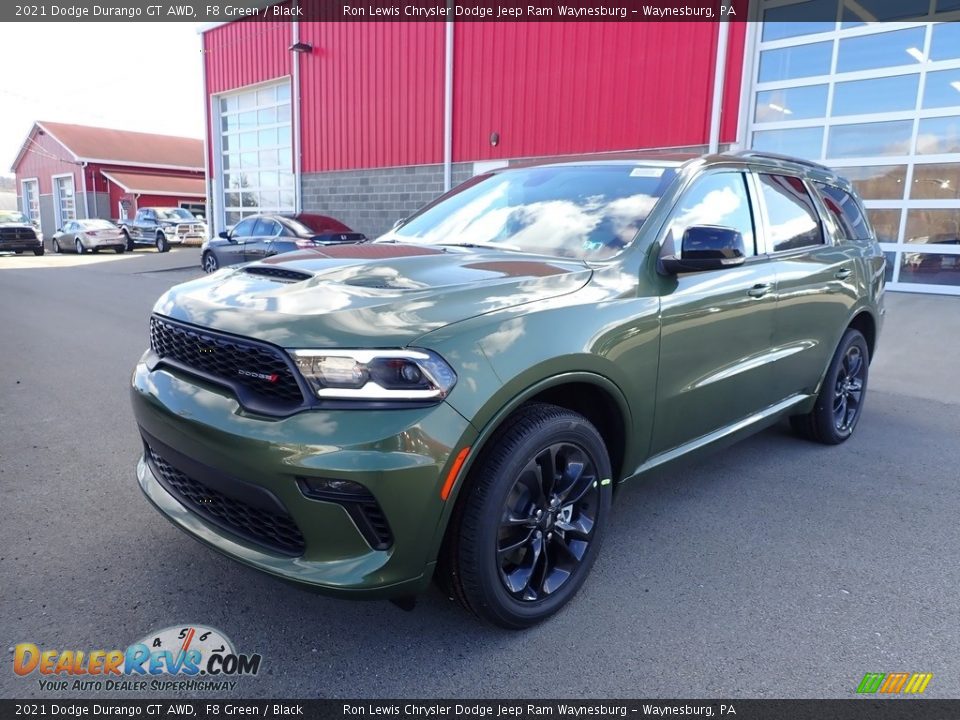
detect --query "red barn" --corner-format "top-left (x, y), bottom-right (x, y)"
top-left (11, 122), bottom-right (205, 243)
top-left (197, 11), bottom-right (960, 295)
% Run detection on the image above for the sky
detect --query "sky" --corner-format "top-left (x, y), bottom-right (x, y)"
top-left (0, 23), bottom-right (206, 176)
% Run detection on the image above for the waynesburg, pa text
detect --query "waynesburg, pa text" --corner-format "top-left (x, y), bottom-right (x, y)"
top-left (341, 4), bottom-right (734, 18)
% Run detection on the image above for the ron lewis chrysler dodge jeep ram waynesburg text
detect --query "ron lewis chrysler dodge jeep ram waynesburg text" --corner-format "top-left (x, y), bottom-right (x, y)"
top-left (130, 152), bottom-right (885, 628)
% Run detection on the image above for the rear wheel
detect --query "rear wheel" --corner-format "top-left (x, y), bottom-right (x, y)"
top-left (201, 251), bottom-right (219, 273)
top-left (52, 238), bottom-right (61, 253)
top-left (156, 233), bottom-right (169, 253)
top-left (123, 231), bottom-right (133, 252)
top-left (75, 239), bottom-right (85, 255)
top-left (441, 403), bottom-right (612, 629)
top-left (115, 245), bottom-right (125, 254)
top-left (790, 328), bottom-right (869, 445)
top-left (33, 247), bottom-right (44, 256)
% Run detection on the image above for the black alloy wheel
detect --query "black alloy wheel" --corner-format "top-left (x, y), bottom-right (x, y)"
top-left (497, 442), bottom-right (601, 601)
top-left (441, 402), bottom-right (612, 628)
top-left (790, 328), bottom-right (870, 445)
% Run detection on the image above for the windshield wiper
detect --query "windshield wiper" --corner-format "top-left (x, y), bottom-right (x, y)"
top-left (435, 241), bottom-right (522, 252)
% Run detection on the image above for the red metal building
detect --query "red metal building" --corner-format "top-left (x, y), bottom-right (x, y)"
top-left (199, 19), bottom-right (748, 237)
top-left (11, 122), bottom-right (205, 242)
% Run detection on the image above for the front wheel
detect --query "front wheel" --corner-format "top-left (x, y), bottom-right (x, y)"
top-left (156, 233), bottom-right (169, 253)
top-left (123, 231), bottom-right (133, 252)
top-left (790, 328), bottom-right (870, 445)
top-left (441, 403), bottom-right (613, 629)
top-left (115, 245), bottom-right (125, 254)
top-left (201, 251), bottom-right (219, 273)
top-left (33, 247), bottom-right (44, 256)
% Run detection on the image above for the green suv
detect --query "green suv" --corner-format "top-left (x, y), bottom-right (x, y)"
top-left (131, 151), bottom-right (885, 628)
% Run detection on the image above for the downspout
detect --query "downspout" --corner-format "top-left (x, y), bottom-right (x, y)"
top-left (708, 10), bottom-right (731, 154)
top-left (443, 17), bottom-right (454, 191)
top-left (201, 30), bottom-right (213, 233)
top-left (292, 17), bottom-right (303, 212)
top-left (80, 162), bottom-right (90, 219)
top-left (91, 170), bottom-right (99, 217)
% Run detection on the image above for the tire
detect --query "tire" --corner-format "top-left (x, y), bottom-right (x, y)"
top-left (201, 251), bottom-right (219, 273)
top-left (156, 233), bottom-right (169, 253)
top-left (34, 247), bottom-right (44, 256)
top-left (123, 231), bottom-right (134, 252)
top-left (92, 248), bottom-right (100, 254)
top-left (441, 402), bottom-right (613, 629)
top-left (115, 245), bottom-right (125, 254)
top-left (790, 328), bottom-right (869, 445)
top-left (75, 238), bottom-right (86, 255)
top-left (52, 238), bottom-right (61, 253)
top-left (14, 250), bottom-right (22, 255)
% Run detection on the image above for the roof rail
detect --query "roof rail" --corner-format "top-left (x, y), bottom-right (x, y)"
top-left (733, 150), bottom-right (834, 173)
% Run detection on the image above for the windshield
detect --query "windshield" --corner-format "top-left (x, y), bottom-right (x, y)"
top-left (155, 208), bottom-right (195, 221)
top-left (0, 211), bottom-right (31, 224)
top-left (79, 219), bottom-right (116, 230)
top-left (386, 164), bottom-right (678, 260)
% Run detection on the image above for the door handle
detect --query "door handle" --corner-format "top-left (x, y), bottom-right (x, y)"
top-left (835, 267), bottom-right (852, 280)
top-left (747, 283), bottom-right (773, 298)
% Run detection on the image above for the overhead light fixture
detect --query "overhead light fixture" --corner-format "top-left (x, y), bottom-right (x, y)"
top-left (906, 47), bottom-right (926, 62)
top-left (768, 103), bottom-right (793, 115)
top-left (289, 42), bottom-right (313, 53)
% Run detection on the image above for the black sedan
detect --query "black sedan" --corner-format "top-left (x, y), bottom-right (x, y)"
top-left (201, 213), bottom-right (365, 273)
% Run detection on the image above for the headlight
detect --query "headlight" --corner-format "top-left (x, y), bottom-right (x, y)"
top-left (289, 349), bottom-right (457, 401)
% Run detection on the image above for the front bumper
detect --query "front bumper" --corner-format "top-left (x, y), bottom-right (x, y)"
top-left (131, 360), bottom-right (476, 598)
top-left (0, 239), bottom-right (42, 252)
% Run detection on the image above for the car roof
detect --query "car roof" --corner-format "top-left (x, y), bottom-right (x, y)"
top-left (490, 149), bottom-right (855, 193)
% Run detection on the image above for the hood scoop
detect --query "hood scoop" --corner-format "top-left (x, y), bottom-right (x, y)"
top-left (243, 266), bottom-right (313, 283)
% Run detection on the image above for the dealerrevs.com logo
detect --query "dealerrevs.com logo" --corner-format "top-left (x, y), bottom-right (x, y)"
top-left (12, 625), bottom-right (262, 692)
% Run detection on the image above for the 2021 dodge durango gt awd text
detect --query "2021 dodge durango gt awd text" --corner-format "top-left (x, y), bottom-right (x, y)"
top-left (131, 152), bottom-right (885, 628)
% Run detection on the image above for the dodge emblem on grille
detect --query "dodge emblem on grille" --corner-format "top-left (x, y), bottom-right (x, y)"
top-left (237, 369), bottom-right (280, 383)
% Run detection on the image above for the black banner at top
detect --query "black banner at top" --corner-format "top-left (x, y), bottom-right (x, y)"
top-left (4, 0), bottom-right (838, 23)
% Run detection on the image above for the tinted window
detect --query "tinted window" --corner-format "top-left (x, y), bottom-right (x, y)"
top-left (759, 175), bottom-right (823, 252)
top-left (390, 164), bottom-right (678, 260)
top-left (253, 218), bottom-right (280, 237)
top-left (232, 218), bottom-right (258, 237)
top-left (665, 172), bottom-right (756, 257)
top-left (815, 183), bottom-right (872, 240)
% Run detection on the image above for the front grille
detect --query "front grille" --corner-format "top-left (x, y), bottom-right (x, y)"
top-left (0, 227), bottom-right (37, 242)
top-left (147, 445), bottom-right (306, 556)
top-left (244, 266), bottom-right (312, 282)
top-left (149, 315), bottom-right (305, 411)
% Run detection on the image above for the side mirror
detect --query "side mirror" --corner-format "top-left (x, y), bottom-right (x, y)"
top-left (661, 226), bottom-right (746, 274)
top-left (392, 218), bottom-right (406, 231)
top-left (218, 230), bottom-right (230, 240)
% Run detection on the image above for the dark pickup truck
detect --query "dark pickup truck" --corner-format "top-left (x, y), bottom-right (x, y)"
top-left (119, 207), bottom-right (207, 253)
top-left (0, 210), bottom-right (43, 256)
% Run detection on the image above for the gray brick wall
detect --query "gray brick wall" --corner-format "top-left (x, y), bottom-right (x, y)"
top-left (301, 162), bottom-right (474, 238)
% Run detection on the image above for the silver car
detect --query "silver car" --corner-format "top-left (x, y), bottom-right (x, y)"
top-left (53, 219), bottom-right (126, 254)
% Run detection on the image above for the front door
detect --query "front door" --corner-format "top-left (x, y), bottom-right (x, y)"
top-left (651, 170), bottom-right (781, 456)
top-left (221, 216), bottom-right (257, 266)
top-left (244, 217), bottom-right (280, 261)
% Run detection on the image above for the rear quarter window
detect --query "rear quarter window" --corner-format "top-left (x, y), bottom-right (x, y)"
top-left (814, 182), bottom-right (873, 241)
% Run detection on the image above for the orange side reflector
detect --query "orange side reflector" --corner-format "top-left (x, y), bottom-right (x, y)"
top-left (440, 447), bottom-right (471, 501)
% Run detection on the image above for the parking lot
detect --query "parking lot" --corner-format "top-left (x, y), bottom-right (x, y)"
top-left (2, 248), bottom-right (959, 699)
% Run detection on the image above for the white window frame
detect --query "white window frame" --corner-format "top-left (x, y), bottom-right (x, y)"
top-left (20, 178), bottom-right (40, 224)
top-left (212, 77), bottom-right (294, 232)
top-left (746, 11), bottom-right (960, 295)
top-left (52, 172), bottom-right (77, 229)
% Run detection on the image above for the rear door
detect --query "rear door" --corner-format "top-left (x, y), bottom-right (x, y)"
top-left (651, 169), bottom-right (781, 456)
top-left (755, 173), bottom-right (859, 401)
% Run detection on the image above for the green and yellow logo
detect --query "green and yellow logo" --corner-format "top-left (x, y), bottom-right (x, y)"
top-left (856, 673), bottom-right (932, 694)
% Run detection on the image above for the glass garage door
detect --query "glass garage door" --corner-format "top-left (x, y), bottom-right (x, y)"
top-left (748, 2), bottom-right (960, 294)
top-left (216, 81), bottom-right (294, 228)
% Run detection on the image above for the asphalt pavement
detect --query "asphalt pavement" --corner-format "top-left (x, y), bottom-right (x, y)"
top-left (1, 249), bottom-right (959, 699)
